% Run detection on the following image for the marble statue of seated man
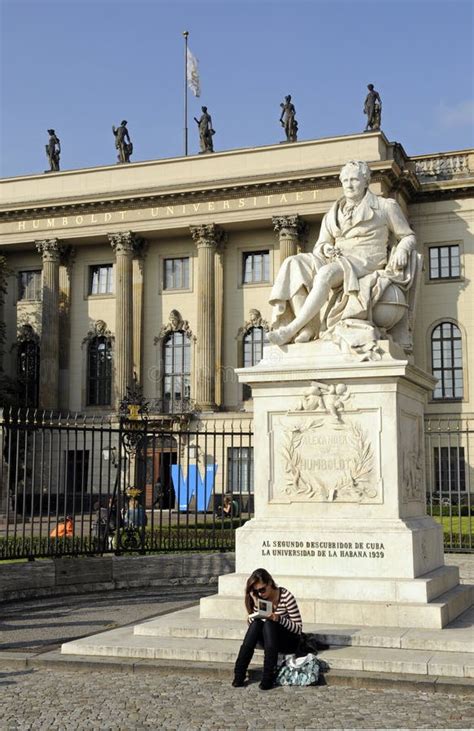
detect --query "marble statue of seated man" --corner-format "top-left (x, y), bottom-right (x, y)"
top-left (267, 160), bottom-right (418, 353)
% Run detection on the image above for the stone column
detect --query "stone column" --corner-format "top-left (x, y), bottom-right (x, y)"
top-left (109, 231), bottom-right (139, 408)
top-left (0, 254), bottom-right (5, 374)
top-left (36, 238), bottom-right (61, 409)
top-left (190, 224), bottom-right (225, 411)
top-left (272, 214), bottom-right (308, 266)
top-left (214, 239), bottom-right (226, 408)
top-left (132, 241), bottom-right (147, 385)
top-left (58, 246), bottom-right (75, 411)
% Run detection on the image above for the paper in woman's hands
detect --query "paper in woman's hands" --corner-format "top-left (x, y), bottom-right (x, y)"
top-left (248, 599), bottom-right (273, 619)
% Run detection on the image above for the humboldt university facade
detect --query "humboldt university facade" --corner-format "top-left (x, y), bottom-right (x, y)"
top-left (0, 131), bottom-right (472, 505)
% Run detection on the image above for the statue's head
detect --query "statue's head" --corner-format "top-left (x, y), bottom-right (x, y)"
top-left (202, 106), bottom-right (207, 112)
top-left (169, 309), bottom-right (181, 329)
top-left (367, 84), bottom-right (374, 91)
top-left (248, 308), bottom-right (260, 325)
top-left (121, 120), bottom-right (128, 126)
top-left (339, 161), bottom-right (371, 201)
top-left (286, 95), bottom-right (291, 101)
top-left (47, 129), bottom-right (55, 136)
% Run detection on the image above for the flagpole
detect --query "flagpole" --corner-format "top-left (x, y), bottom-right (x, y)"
top-left (183, 30), bottom-right (189, 156)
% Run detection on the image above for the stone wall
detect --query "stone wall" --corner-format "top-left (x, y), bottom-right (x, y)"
top-left (0, 552), bottom-right (235, 603)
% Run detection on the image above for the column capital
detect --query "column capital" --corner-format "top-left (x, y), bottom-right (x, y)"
top-left (272, 214), bottom-right (308, 239)
top-left (108, 230), bottom-right (142, 254)
top-left (35, 238), bottom-right (61, 262)
top-left (190, 224), bottom-right (226, 249)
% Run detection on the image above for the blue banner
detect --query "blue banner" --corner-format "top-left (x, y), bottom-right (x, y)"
top-left (171, 464), bottom-right (217, 511)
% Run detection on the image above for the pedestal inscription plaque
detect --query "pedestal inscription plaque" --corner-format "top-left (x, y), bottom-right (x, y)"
top-left (269, 407), bottom-right (382, 503)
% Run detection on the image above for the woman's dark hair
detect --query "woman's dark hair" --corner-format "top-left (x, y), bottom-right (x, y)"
top-left (244, 568), bottom-right (277, 614)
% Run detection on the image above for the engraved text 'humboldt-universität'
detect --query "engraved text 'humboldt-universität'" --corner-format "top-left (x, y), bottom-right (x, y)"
top-left (15, 190), bottom-right (321, 232)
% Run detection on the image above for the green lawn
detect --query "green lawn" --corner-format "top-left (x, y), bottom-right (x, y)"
top-left (432, 515), bottom-right (473, 549)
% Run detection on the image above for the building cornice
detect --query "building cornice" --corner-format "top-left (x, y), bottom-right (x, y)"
top-left (0, 161), bottom-right (415, 222)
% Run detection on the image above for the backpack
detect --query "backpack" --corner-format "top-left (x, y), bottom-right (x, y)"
top-left (275, 653), bottom-right (322, 687)
top-left (296, 632), bottom-right (329, 655)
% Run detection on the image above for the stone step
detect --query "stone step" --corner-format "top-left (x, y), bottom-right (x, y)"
top-left (218, 566), bottom-right (461, 603)
top-left (61, 623), bottom-right (474, 678)
top-left (132, 605), bottom-right (474, 654)
top-left (200, 584), bottom-right (474, 628)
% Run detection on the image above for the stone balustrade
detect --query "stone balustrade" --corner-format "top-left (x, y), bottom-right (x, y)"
top-left (413, 152), bottom-right (472, 181)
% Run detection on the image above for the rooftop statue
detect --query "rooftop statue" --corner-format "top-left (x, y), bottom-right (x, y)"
top-left (194, 106), bottom-right (215, 153)
top-left (267, 160), bottom-right (421, 358)
top-left (280, 95), bottom-right (298, 142)
top-left (364, 84), bottom-right (382, 131)
top-left (112, 120), bottom-right (133, 163)
top-left (45, 129), bottom-right (61, 172)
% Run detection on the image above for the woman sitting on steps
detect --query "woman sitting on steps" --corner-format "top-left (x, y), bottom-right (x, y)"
top-left (232, 568), bottom-right (303, 690)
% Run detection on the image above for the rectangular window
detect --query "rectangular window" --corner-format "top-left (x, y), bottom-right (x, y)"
top-left (429, 245), bottom-right (460, 280)
top-left (164, 257), bottom-right (190, 290)
top-left (227, 447), bottom-right (254, 494)
top-left (18, 270), bottom-right (42, 301)
top-left (89, 264), bottom-right (114, 295)
top-left (64, 450), bottom-right (90, 493)
top-left (242, 251), bottom-right (270, 284)
top-left (433, 446), bottom-right (466, 494)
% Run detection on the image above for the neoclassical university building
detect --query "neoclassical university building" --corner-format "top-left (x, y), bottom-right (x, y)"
top-left (0, 131), bottom-right (472, 503)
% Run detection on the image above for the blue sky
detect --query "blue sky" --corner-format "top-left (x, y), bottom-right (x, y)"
top-left (1, 0), bottom-right (473, 178)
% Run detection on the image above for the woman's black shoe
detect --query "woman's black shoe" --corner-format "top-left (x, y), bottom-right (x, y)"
top-left (232, 678), bottom-right (245, 687)
top-left (258, 679), bottom-right (274, 690)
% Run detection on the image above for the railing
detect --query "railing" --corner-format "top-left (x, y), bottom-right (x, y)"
top-left (413, 152), bottom-right (471, 182)
top-left (1, 410), bottom-right (471, 559)
top-left (0, 408), bottom-right (253, 560)
top-left (425, 417), bottom-right (473, 552)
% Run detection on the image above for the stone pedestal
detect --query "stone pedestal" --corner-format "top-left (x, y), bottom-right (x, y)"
top-left (200, 340), bottom-right (472, 628)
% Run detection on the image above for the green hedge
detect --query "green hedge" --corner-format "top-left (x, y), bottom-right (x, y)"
top-left (0, 523), bottom-right (242, 560)
top-left (428, 505), bottom-right (474, 517)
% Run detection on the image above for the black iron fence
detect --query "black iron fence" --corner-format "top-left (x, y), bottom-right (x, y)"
top-left (425, 417), bottom-right (473, 552)
top-left (1, 410), bottom-right (473, 560)
top-left (0, 408), bottom-right (253, 560)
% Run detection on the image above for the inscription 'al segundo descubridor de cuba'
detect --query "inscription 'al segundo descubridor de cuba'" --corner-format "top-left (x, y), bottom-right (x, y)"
top-left (275, 381), bottom-right (379, 503)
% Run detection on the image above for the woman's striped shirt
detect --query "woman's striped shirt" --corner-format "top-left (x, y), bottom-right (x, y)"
top-left (275, 587), bottom-right (303, 634)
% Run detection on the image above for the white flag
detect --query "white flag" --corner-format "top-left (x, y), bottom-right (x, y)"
top-left (186, 47), bottom-right (201, 97)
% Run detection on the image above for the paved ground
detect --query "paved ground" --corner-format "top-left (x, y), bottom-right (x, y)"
top-left (0, 585), bottom-right (216, 653)
top-left (1, 665), bottom-right (474, 730)
top-left (0, 555), bottom-right (473, 730)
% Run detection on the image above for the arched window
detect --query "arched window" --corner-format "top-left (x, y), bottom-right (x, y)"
top-left (242, 326), bottom-right (266, 400)
top-left (431, 322), bottom-right (463, 400)
top-left (163, 331), bottom-right (191, 413)
top-left (87, 336), bottom-right (112, 406)
top-left (17, 339), bottom-right (40, 407)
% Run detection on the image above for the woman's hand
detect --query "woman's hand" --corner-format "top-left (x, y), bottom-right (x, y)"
top-left (268, 612), bottom-right (280, 622)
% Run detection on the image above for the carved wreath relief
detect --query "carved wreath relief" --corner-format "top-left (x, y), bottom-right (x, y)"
top-left (274, 382), bottom-right (380, 503)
